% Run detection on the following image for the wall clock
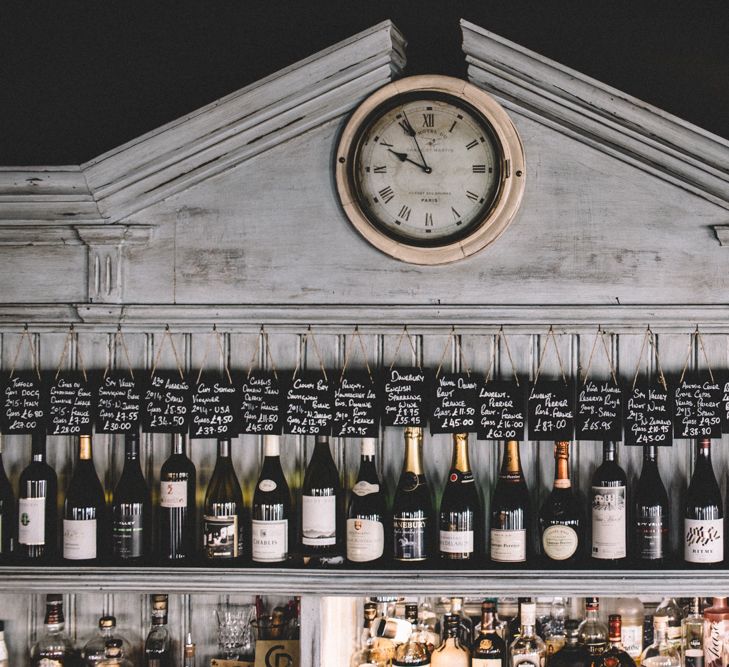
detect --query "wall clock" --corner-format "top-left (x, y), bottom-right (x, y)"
top-left (335, 75), bottom-right (526, 265)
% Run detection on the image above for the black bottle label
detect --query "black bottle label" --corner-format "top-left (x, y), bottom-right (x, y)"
top-left (393, 516), bottom-right (427, 560)
top-left (636, 516), bottom-right (664, 559)
top-left (112, 512), bottom-right (144, 559)
top-left (686, 650), bottom-right (704, 667)
top-left (203, 515), bottom-right (238, 558)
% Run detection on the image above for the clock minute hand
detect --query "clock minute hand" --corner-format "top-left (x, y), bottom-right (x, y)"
top-left (388, 148), bottom-right (431, 173)
top-left (400, 110), bottom-right (431, 173)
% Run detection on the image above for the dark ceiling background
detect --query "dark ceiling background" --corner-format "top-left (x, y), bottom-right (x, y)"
top-left (1, 1), bottom-right (727, 165)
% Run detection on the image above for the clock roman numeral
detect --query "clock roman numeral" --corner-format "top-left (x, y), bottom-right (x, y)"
top-left (422, 113), bottom-right (435, 128)
top-left (451, 206), bottom-right (461, 220)
top-left (465, 139), bottom-right (478, 150)
top-left (424, 212), bottom-right (434, 227)
top-left (378, 140), bottom-right (393, 147)
top-left (472, 164), bottom-right (486, 173)
top-left (466, 190), bottom-right (479, 202)
top-left (398, 205), bottom-right (411, 221)
top-left (378, 186), bottom-right (395, 204)
top-left (373, 165), bottom-right (387, 173)
top-left (449, 121), bottom-right (457, 133)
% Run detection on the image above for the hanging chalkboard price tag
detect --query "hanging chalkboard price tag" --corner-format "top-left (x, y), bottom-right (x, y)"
top-left (624, 381), bottom-right (673, 446)
top-left (333, 371), bottom-right (380, 438)
top-left (1, 372), bottom-right (46, 434)
top-left (382, 367), bottom-right (430, 427)
top-left (240, 371), bottom-right (283, 435)
top-left (528, 380), bottom-right (575, 440)
top-left (47, 372), bottom-right (94, 436)
top-left (673, 377), bottom-right (722, 439)
top-left (430, 372), bottom-right (481, 435)
top-left (141, 372), bottom-right (192, 434)
top-left (477, 380), bottom-right (525, 441)
top-left (720, 373), bottom-right (729, 433)
top-left (283, 371), bottom-right (333, 436)
top-left (94, 372), bottom-right (142, 434)
top-left (576, 381), bottom-right (623, 440)
top-left (190, 374), bottom-right (241, 439)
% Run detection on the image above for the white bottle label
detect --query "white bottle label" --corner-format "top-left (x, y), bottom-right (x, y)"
top-left (439, 529), bottom-right (474, 554)
top-left (473, 660), bottom-right (503, 667)
top-left (251, 519), bottom-right (288, 562)
top-left (302, 495), bottom-right (336, 545)
top-left (352, 481), bottom-right (379, 496)
top-left (512, 653), bottom-right (544, 667)
top-left (160, 480), bottom-right (187, 508)
top-left (621, 624), bottom-right (643, 658)
top-left (684, 517), bottom-right (724, 563)
top-left (18, 497), bottom-right (46, 545)
top-left (591, 484), bottom-right (626, 559)
top-left (542, 524), bottom-right (578, 560)
top-left (258, 479), bottom-right (277, 492)
top-left (705, 619), bottom-right (728, 667)
top-left (490, 528), bottom-right (527, 562)
top-left (347, 518), bottom-right (384, 561)
top-left (63, 518), bottom-right (97, 560)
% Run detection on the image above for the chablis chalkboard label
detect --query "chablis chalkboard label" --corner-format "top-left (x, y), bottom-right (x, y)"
top-left (576, 380), bottom-right (622, 440)
top-left (332, 371), bottom-right (380, 438)
top-left (240, 371), bottom-right (283, 435)
top-left (477, 380), bottom-right (525, 441)
top-left (528, 380), bottom-right (574, 440)
top-left (190, 374), bottom-right (241, 439)
top-left (624, 381), bottom-right (672, 446)
top-left (673, 378), bottom-right (722, 439)
top-left (47, 372), bottom-right (94, 436)
top-left (95, 372), bottom-right (141, 434)
top-left (382, 367), bottom-right (430, 427)
top-left (141, 372), bottom-right (192, 434)
top-left (283, 371), bottom-right (333, 436)
top-left (1, 372), bottom-right (45, 434)
top-left (430, 372), bottom-right (480, 434)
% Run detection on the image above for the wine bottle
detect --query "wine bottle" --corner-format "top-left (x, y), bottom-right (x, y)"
top-left (63, 435), bottom-right (107, 563)
top-left (590, 440), bottom-right (627, 562)
top-left (202, 438), bottom-right (245, 562)
top-left (538, 441), bottom-right (584, 564)
top-left (439, 433), bottom-right (482, 561)
top-left (684, 438), bottom-right (723, 565)
top-left (144, 594), bottom-right (172, 667)
top-left (489, 440), bottom-right (529, 564)
top-left (158, 433), bottom-right (197, 562)
top-left (111, 431), bottom-right (152, 563)
top-left (473, 599), bottom-right (506, 667)
top-left (300, 435), bottom-right (343, 566)
top-left (18, 432), bottom-right (57, 562)
top-left (252, 434), bottom-right (291, 564)
top-left (346, 437), bottom-right (386, 564)
top-left (392, 427), bottom-right (434, 563)
top-left (633, 445), bottom-right (669, 565)
top-left (0, 436), bottom-right (15, 562)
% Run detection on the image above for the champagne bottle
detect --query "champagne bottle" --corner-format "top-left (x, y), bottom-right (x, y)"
top-left (18, 432), bottom-right (57, 562)
top-left (489, 440), bottom-right (529, 564)
top-left (252, 434), bottom-right (291, 564)
top-left (439, 433), bottom-right (482, 561)
top-left (158, 434), bottom-right (197, 562)
top-left (63, 435), bottom-right (107, 563)
top-left (111, 431), bottom-right (152, 563)
top-left (0, 436), bottom-right (15, 562)
top-left (633, 445), bottom-right (669, 565)
top-left (590, 441), bottom-right (627, 562)
top-left (684, 438), bottom-right (723, 565)
top-left (392, 427), bottom-right (434, 563)
top-left (202, 438), bottom-right (245, 562)
top-left (300, 435), bottom-right (343, 566)
top-left (346, 437), bottom-right (386, 564)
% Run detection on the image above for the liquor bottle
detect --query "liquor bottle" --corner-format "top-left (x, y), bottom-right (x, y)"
top-left (613, 598), bottom-right (644, 662)
top-left (593, 616), bottom-right (637, 667)
top-left (30, 594), bottom-right (74, 666)
top-left (351, 602), bottom-right (388, 667)
top-left (490, 440), bottom-right (529, 563)
top-left (633, 445), bottom-right (669, 565)
top-left (0, 436), bottom-right (15, 562)
top-left (591, 441), bottom-right (627, 562)
top-left (684, 438), bottom-right (724, 565)
top-left (681, 598), bottom-right (703, 667)
top-left (550, 619), bottom-right (590, 667)
top-left (393, 427), bottom-right (434, 563)
top-left (202, 439), bottom-right (245, 561)
top-left (449, 597), bottom-right (473, 649)
top-left (144, 594), bottom-right (172, 667)
top-left (392, 604), bottom-right (430, 666)
top-left (97, 640), bottom-right (134, 667)
top-left (544, 597), bottom-right (568, 657)
top-left (158, 433), bottom-right (197, 562)
top-left (473, 599), bottom-right (507, 667)
top-left (539, 441), bottom-right (584, 564)
top-left (578, 598), bottom-right (608, 657)
top-left (432, 614), bottom-right (470, 666)
top-left (510, 602), bottom-right (546, 667)
top-left (703, 597), bottom-right (729, 667)
top-left (183, 633), bottom-right (196, 667)
top-left (63, 435), bottom-right (107, 563)
top-left (83, 615), bottom-right (133, 666)
top-left (111, 431), bottom-right (152, 563)
top-left (347, 437), bottom-right (386, 564)
top-left (0, 621), bottom-right (8, 667)
top-left (508, 599), bottom-right (531, 648)
top-left (654, 598), bottom-right (683, 651)
top-left (17, 432), bottom-right (57, 562)
top-left (439, 433), bottom-right (482, 561)
top-left (640, 616), bottom-right (680, 667)
top-left (252, 434), bottom-right (291, 564)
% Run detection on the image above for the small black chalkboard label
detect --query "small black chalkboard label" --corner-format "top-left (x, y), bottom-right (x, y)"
top-left (477, 380), bottom-right (525, 441)
top-left (283, 371), bottom-right (333, 436)
top-left (332, 371), bottom-right (380, 438)
top-left (673, 378), bottom-right (722, 439)
top-left (0, 372), bottom-right (45, 434)
top-left (430, 372), bottom-right (480, 434)
top-left (141, 372), bottom-right (192, 434)
top-left (240, 372), bottom-right (283, 435)
top-left (47, 372), bottom-right (94, 436)
top-left (95, 372), bottom-right (142, 434)
top-left (528, 381), bottom-right (574, 440)
top-left (190, 374), bottom-right (241, 439)
top-left (624, 381), bottom-right (673, 446)
top-left (382, 367), bottom-right (430, 427)
top-left (721, 374), bottom-right (729, 434)
top-left (576, 380), bottom-right (623, 440)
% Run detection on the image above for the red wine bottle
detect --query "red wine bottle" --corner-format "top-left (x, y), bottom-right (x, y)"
top-left (590, 441), bottom-right (627, 563)
top-left (633, 445), bottom-right (669, 565)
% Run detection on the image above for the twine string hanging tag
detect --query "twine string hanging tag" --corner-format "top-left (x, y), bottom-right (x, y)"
top-left (581, 325), bottom-right (619, 386)
top-left (388, 325), bottom-right (421, 371)
top-left (150, 325), bottom-right (185, 380)
top-left (339, 325), bottom-right (374, 384)
top-left (105, 324), bottom-right (135, 380)
top-left (484, 325), bottom-right (520, 387)
top-left (678, 324), bottom-right (715, 385)
top-left (246, 326), bottom-right (279, 381)
top-left (434, 326), bottom-right (471, 379)
top-left (292, 326), bottom-right (328, 383)
top-left (54, 324), bottom-right (88, 383)
top-left (532, 325), bottom-right (568, 391)
top-left (8, 324), bottom-right (41, 381)
top-left (631, 326), bottom-right (667, 391)
top-left (196, 324), bottom-right (233, 385)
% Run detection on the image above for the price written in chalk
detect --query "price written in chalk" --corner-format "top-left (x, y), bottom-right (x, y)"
top-left (47, 373), bottom-right (93, 436)
top-left (576, 380), bottom-right (622, 440)
top-left (673, 378), bottom-right (722, 439)
top-left (430, 372), bottom-right (480, 434)
top-left (477, 380), bottom-right (525, 441)
top-left (283, 372), bottom-right (333, 436)
top-left (94, 372), bottom-right (141, 434)
top-left (333, 372), bottom-right (380, 438)
top-left (382, 367), bottom-right (430, 428)
top-left (240, 372), bottom-right (283, 435)
top-left (528, 381), bottom-right (574, 440)
top-left (190, 375), bottom-right (241, 439)
top-left (0, 372), bottom-right (45, 434)
top-left (624, 381), bottom-right (673, 446)
top-left (141, 372), bottom-right (192, 434)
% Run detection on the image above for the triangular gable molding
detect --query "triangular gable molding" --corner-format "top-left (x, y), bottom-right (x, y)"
top-left (461, 19), bottom-right (729, 210)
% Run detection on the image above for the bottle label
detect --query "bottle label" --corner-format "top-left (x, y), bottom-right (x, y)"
top-left (512, 656), bottom-right (543, 667)
top-left (63, 518), bottom-right (97, 560)
top-left (258, 479), bottom-right (277, 492)
top-left (542, 524), bottom-right (578, 561)
top-left (393, 516), bottom-right (427, 561)
top-left (352, 481), bottom-right (380, 496)
top-left (490, 528), bottom-right (526, 562)
top-left (347, 518), bottom-right (384, 561)
top-left (635, 514), bottom-right (665, 560)
top-left (439, 529), bottom-right (474, 554)
top-left (203, 515), bottom-right (239, 558)
top-left (252, 519), bottom-right (288, 562)
top-left (621, 624), bottom-right (643, 658)
top-left (685, 649), bottom-right (704, 667)
top-left (301, 495), bottom-right (336, 546)
top-left (112, 511), bottom-right (144, 559)
top-left (473, 659), bottom-right (503, 667)
top-left (591, 484), bottom-right (626, 559)
top-left (160, 480), bottom-right (187, 508)
top-left (37, 660), bottom-right (64, 667)
top-left (18, 496), bottom-right (46, 545)
top-left (684, 518), bottom-right (724, 563)
top-left (705, 619), bottom-right (729, 667)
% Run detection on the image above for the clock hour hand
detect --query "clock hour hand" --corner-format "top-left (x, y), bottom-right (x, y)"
top-left (400, 110), bottom-right (431, 173)
top-left (388, 148), bottom-right (432, 174)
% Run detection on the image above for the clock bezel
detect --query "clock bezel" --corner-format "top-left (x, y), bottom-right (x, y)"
top-left (335, 74), bottom-right (526, 265)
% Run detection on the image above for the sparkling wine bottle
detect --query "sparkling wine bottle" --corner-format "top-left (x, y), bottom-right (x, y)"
top-left (0, 436), bottom-right (15, 562)
top-left (633, 445), bottom-right (669, 565)
top-left (590, 440), bottom-right (627, 562)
